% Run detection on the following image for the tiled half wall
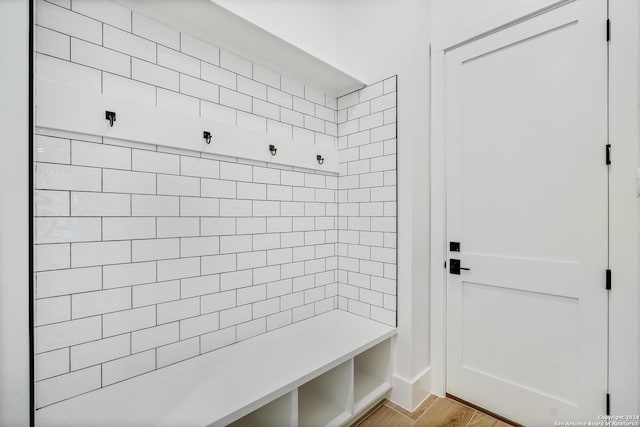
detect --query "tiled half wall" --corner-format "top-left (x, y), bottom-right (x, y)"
top-left (33, 0), bottom-right (397, 409)
top-left (337, 80), bottom-right (398, 326)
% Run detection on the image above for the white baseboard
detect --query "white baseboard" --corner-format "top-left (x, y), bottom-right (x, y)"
top-left (389, 366), bottom-right (432, 411)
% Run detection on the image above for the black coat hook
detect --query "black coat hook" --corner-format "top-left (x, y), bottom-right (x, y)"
top-left (316, 155), bottom-right (324, 165)
top-left (203, 131), bottom-right (212, 144)
top-left (105, 111), bottom-right (116, 127)
top-left (269, 144), bottom-right (277, 156)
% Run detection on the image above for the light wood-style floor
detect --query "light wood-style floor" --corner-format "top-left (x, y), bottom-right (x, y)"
top-left (351, 396), bottom-right (513, 427)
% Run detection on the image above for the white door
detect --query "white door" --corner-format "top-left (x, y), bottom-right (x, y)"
top-left (445, 1), bottom-right (608, 425)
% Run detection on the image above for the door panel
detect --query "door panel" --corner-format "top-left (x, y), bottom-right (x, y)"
top-left (462, 21), bottom-right (580, 262)
top-left (445, 1), bottom-right (607, 424)
top-left (462, 282), bottom-right (579, 404)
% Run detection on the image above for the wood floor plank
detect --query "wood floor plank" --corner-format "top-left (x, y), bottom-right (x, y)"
top-left (352, 396), bottom-right (506, 427)
top-left (356, 405), bottom-right (413, 427)
top-left (413, 398), bottom-right (476, 427)
top-left (466, 412), bottom-right (513, 427)
top-left (385, 394), bottom-right (438, 420)
top-left (351, 399), bottom-right (388, 426)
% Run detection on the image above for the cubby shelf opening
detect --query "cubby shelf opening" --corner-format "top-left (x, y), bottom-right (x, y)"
top-left (353, 339), bottom-right (392, 413)
top-left (228, 391), bottom-right (297, 427)
top-left (298, 360), bottom-right (353, 427)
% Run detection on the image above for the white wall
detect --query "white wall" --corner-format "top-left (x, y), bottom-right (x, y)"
top-left (336, 0), bottom-right (432, 410)
top-left (0, 0), bottom-right (31, 425)
top-left (214, 0), bottom-right (433, 410)
top-left (212, 0), bottom-right (339, 66)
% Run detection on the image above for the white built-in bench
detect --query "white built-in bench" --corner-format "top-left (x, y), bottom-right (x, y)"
top-left (36, 310), bottom-right (396, 427)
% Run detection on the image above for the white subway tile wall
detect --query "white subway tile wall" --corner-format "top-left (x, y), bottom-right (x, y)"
top-left (33, 0), bottom-right (396, 410)
top-left (336, 77), bottom-right (397, 327)
top-left (35, 0), bottom-right (338, 146)
top-left (34, 129), bottom-right (341, 404)
top-left (33, 0), bottom-right (341, 409)
top-left (34, 135), bottom-right (339, 406)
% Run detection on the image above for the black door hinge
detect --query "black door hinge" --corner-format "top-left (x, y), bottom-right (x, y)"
top-left (606, 393), bottom-right (611, 415)
top-left (606, 144), bottom-right (611, 165)
top-left (606, 269), bottom-right (612, 290)
top-left (606, 19), bottom-right (611, 42)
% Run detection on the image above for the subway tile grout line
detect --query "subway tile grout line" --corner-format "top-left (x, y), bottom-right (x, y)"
top-left (34, 2), bottom-right (395, 407)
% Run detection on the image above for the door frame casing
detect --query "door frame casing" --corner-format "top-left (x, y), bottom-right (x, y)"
top-left (608, 0), bottom-right (640, 413)
top-left (429, 0), bottom-right (640, 413)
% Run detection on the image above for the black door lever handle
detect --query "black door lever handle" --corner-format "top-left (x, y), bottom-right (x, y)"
top-left (449, 259), bottom-right (471, 275)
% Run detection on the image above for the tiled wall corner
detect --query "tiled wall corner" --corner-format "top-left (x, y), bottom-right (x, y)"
top-left (336, 76), bottom-right (397, 327)
top-left (33, 0), bottom-right (340, 408)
